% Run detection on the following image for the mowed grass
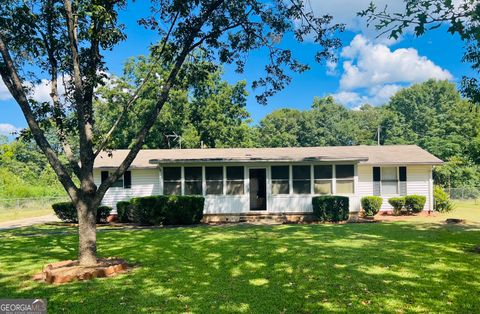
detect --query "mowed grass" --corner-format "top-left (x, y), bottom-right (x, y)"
top-left (0, 208), bottom-right (53, 223)
top-left (0, 198), bottom-right (61, 223)
top-left (0, 203), bottom-right (479, 313)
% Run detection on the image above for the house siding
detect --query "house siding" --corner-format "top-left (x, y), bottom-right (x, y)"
top-left (95, 163), bottom-right (433, 215)
top-left (357, 164), bottom-right (432, 211)
top-left (94, 169), bottom-right (160, 211)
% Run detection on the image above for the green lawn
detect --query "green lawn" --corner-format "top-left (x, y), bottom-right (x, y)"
top-left (0, 203), bottom-right (479, 313)
top-left (0, 198), bottom-right (60, 223)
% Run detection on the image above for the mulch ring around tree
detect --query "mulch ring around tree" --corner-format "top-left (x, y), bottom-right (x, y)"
top-left (32, 258), bottom-right (131, 284)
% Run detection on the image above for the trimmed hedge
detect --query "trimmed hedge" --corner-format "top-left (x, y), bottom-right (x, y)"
top-left (312, 196), bottom-right (349, 222)
top-left (388, 197), bottom-right (405, 215)
top-left (116, 201), bottom-right (133, 223)
top-left (130, 195), bottom-right (205, 225)
top-left (405, 195), bottom-right (427, 213)
top-left (433, 186), bottom-right (454, 213)
top-left (361, 196), bottom-right (383, 217)
top-left (52, 202), bottom-right (111, 223)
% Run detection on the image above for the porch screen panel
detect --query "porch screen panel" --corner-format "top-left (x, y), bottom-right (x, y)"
top-left (163, 167), bottom-right (181, 195)
top-left (336, 165), bottom-right (354, 194)
top-left (399, 166), bottom-right (407, 196)
top-left (226, 166), bottom-right (244, 195)
top-left (381, 167), bottom-right (398, 195)
top-left (373, 167), bottom-right (381, 196)
top-left (314, 165), bottom-right (332, 194)
top-left (185, 167), bottom-right (202, 195)
top-left (271, 166), bottom-right (289, 194)
top-left (206, 167), bottom-right (223, 195)
top-left (292, 165), bottom-right (311, 194)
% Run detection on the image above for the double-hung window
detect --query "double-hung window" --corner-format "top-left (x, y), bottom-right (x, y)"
top-left (226, 166), bottom-right (244, 195)
top-left (184, 167), bottom-right (202, 195)
top-left (271, 166), bottom-right (289, 194)
top-left (163, 167), bottom-right (181, 195)
top-left (381, 167), bottom-right (398, 195)
top-left (101, 170), bottom-right (131, 189)
top-left (314, 165), bottom-right (332, 194)
top-left (292, 165), bottom-right (311, 194)
top-left (206, 167), bottom-right (223, 195)
top-left (335, 165), bottom-right (354, 194)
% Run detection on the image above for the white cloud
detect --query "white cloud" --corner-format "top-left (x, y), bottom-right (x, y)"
top-left (0, 123), bottom-right (20, 136)
top-left (306, 0), bottom-right (465, 43)
top-left (0, 80), bottom-right (12, 100)
top-left (340, 35), bottom-right (453, 90)
top-left (332, 84), bottom-right (402, 107)
top-left (330, 34), bottom-right (453, 108)
top-left (306, 0), bottom-right (406, 42)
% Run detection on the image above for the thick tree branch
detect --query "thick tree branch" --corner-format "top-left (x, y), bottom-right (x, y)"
top-left (95, 0), bottom-right (226, 201)
top-left (94, 11), bottom-right (181, 157)
top-left (0, 35), bottom-right (79, 201)
top-left (64, 0), bottom-right (95, 183)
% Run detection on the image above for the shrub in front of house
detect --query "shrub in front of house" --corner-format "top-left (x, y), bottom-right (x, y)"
top-left (312, 196), bottom-right (349, 222)
top-left (433, 186), bottom-right (454, 213)
top-left (404, 195), bottom-right (427, 213)
top-left (388, 197), bottom-right (406, 215)
top-left (52, 202), bottom-right (112, 223)
top-left (130, 195), bottom-right (205, 226)
top-left (116, 200), bottom-right (133, 223)
top-left (361, 196), bottom-right (383, 217)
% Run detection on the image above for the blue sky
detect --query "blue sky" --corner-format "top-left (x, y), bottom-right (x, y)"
top-left (0, 0), bottom-right (474, 136)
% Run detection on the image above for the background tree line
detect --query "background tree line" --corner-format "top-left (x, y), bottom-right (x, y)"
top-left (1, 65), bottom-right (479, 198)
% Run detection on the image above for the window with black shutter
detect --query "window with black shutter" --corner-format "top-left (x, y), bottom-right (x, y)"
top-left (373, 167), bottom-right (381, 196)
top-left (101, 171), bottom-right (109, 183)
top-left (399, 166), bottom-right (407, 195)
top-left (124, 171), bottom-right (131, 189)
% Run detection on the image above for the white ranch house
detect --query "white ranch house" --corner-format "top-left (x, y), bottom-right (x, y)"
top-left (94, 145), bottom-right (443, 222)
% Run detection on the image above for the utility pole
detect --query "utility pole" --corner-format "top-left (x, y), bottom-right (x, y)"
top-left (377, 126), bottom-right (381, 146)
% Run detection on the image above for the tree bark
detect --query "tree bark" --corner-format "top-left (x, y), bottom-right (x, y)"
top-left (76, 195), bottom-right (99, 266)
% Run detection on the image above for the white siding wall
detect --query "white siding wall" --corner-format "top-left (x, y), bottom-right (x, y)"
top-left (356, 164), bottom-right (432, 211)
top-left (407, 165), bottom-right (432, 210)
top-left (94, 169), bottom-right (160, 210)
top-left (95, 163), bottom-right (433, 215)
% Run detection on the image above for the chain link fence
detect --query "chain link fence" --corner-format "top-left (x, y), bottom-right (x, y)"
top-left (0, 197), bottom-right (69, 215)
top-left (447, 187), bottom-right (480, 202)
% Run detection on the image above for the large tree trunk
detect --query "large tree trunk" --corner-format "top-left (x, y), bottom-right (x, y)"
top-left (76, 195), bottom-right (99, 266)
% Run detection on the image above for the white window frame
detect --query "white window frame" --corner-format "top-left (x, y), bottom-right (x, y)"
top-left (334, 164), bottom-right (355, 195)
top-left (380, 166), bottom-right (400, 196)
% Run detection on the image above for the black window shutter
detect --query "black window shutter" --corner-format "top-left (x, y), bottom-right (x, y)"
top-left (124, 171), bottom-right (132, 188)
top-left (101, 171), bottom-right (109, 183)
top-left (373, 167), bottom-right (381, 181)
top-left (399, 167), bottom-right (407, 181)
top-left (373, 167), bottom-right (381, 196)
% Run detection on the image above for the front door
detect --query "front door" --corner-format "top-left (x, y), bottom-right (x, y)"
top-left (249, 169), bottom-right (267, 211)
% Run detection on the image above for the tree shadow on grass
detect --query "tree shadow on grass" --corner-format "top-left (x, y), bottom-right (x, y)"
top-left (0, 222), bottom-right (479, 313)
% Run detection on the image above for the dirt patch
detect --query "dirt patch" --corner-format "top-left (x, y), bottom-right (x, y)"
top-left (368, 211), bottom-right (439, 222)
top-left (33, 258), bottom-right (131, 284)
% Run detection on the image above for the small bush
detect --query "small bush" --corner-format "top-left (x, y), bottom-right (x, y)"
top-left (388, 197), bottom-right (406, 215)
top-left (52, 202), bottom-right (112, 223)
top-left (404, 195), bottom-right (427, 213)
top-left (116, 201), bottom-right (133, 223)
top-left (130, 195), bottom-right (205, 226)
top-left (361, 196), bottom-right (383, 217)
top-left (97, 206), bottom-right (112, 223)
top-left (312, 196), bottom-right (349, 222)
top-left (434, 186), bottom-right (454, 213)
top-left (52, 202), bottom-right (77, 223)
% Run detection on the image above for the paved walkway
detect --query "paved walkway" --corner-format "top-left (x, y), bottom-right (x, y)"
top-left (0, 214), bottom-right (59, 230)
